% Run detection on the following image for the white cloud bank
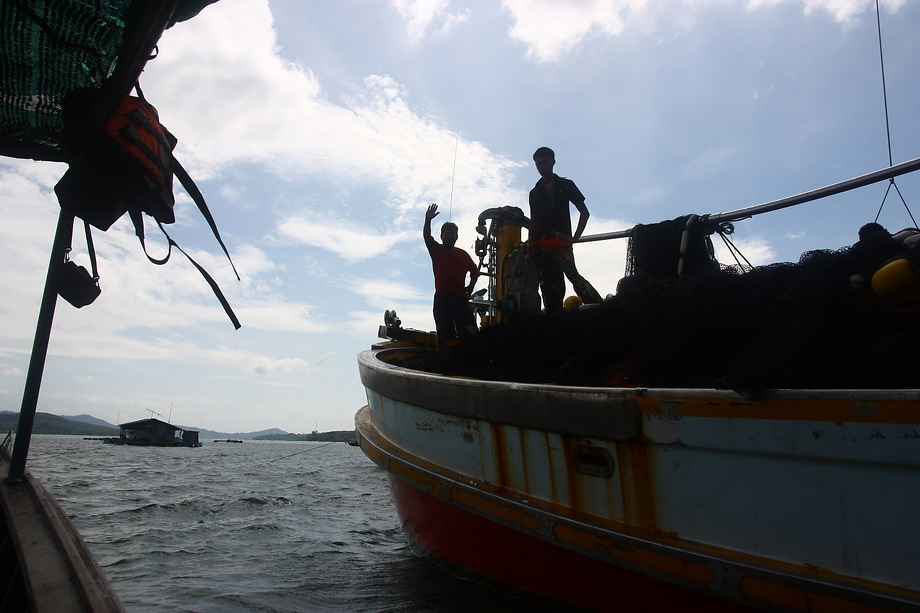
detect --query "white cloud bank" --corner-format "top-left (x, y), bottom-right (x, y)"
top-left (500, 0), bottom-right (913, 63)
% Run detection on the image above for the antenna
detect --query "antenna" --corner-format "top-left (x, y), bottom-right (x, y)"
top-left (146, 407), bottom-right (168, 421)
top-left (448, 132), bottom-right (459, 221)
top-left (168, 402), bottom-right (173, 423)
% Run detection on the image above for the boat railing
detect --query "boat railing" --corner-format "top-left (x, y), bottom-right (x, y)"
top-left (575, 155), bottom-right (920, 244)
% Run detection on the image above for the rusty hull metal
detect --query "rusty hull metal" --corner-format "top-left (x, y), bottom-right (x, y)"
top-left (357, 346), bottom-right (920, 612)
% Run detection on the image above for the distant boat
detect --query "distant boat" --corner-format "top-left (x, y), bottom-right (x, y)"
top-left (214, 439), bottom-right (243, 443)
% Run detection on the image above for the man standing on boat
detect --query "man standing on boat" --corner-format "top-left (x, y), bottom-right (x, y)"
top-left (526, 146), bottom-right (602, 312)
top-left (424, 203), bottom-right (480, 348)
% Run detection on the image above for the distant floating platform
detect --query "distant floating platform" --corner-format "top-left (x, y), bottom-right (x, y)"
top-left (99, 438), bottom-right (202, 447)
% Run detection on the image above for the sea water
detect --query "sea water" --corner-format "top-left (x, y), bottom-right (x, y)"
top-left (24, 435), bottom-right (575, 612)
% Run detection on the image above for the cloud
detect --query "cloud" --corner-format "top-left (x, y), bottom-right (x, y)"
top-left (1, 366), bottom-right (25, 378)
top-left (391, 0), bottom-right (470, 43)
top-left (501, 0), bottom-right (913, 63)
top-left (152, 338), bottom-right (319, 376)
top-left (347, 276), bottom-right (430, 305)
top-left (748, 0), bottom-right (910, 24)
top-left (144, 3), bottom-right (521, 227)
top-left (233, 299), bottom-right (331, 333)
top-left (0, 161), bottom-right (327, 400)
top-left (503, 0), bottom-right (630, 63)
top-left (682, 146), bottom-right (738, 180)
top-left (276, 216), bottom-right (415, 263)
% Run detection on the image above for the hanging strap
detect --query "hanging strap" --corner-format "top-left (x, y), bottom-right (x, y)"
top-left (83, 219), bottom-right (99, 280)
top-left (129, 207), bottom-right (171, 265)
top-left (156, 220), bottom-right (241, 329)
top-left (127, 210), bottom-right (240, 329)
top-left (171, 156), bottom-right (240, 280)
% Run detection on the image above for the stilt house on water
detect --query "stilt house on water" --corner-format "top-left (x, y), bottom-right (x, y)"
top-left (107, 418), bottom-right (201, 447)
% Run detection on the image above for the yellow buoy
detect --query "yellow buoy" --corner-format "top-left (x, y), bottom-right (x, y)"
top-left (563, 295), bottom-right (583, 310)
top-left (871, 257), bottom-right (920, 296)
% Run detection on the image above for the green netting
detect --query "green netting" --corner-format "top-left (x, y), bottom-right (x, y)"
top-left (0, 0), bottom-right (218, 160)
top-left (0, 0), bottom-right (133, 154)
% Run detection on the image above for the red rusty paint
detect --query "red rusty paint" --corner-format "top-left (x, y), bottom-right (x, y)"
top-left (559, 435), bottom-right (580, 512)
top-left (542, 430), bottom-right (560, 503)
top-left (517, 426), bottom-right (530, 493)
top-left (615, 441), bottom-right (659, 530)
top-left (489, 421), bottom-right (511, 488)
top-left (387, 471), bottom-right (749, 613)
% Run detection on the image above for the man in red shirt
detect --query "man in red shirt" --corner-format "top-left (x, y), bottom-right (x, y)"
top-left (424, 203), bottom-right (480, 348)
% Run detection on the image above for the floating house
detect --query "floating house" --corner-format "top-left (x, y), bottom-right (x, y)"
top-left (106, 418), bottom-right (201, 447)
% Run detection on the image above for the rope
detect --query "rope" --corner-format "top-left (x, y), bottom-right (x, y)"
top-left (0, 431), bottom-right (12, 463)
top-left (448, 132), bottom-right (459, 221)
top-left (875, 0), bottom-right (893, 168)
top-left (872, 0), bottom-right (915, 225)
top-left (252, 441), bottom-right (337, 467)
top-left (874, 179), bottom-right (918, 228)
top-left (717, 226), bottom-right (753, 272)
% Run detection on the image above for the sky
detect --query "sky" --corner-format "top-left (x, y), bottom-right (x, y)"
top-left (1, 0), bottom-right (919, 434)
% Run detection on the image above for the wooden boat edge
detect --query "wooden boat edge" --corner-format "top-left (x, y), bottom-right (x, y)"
top-left (1, 446), bottom-right (124, 612)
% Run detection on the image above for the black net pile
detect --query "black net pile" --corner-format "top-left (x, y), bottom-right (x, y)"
top-left (408, 226), bottom-right (920, 394)
top-left (625, 215), bottom-right (717, 279)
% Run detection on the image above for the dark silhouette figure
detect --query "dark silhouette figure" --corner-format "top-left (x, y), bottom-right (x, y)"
top-left (527, 147), bottom-right (602, 311)
top-left (424, 203), bottom-right (480, 348)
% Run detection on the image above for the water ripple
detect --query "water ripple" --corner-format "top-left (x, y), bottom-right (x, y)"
top-left (25, 435), bottom-right (578, 612)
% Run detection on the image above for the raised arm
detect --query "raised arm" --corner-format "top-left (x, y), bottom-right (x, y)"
top-left (424, 203), bottom-right (439, 248)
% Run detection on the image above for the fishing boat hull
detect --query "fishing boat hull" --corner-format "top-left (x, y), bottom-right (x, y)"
top-left (356, 345), bottom-right (920, 612)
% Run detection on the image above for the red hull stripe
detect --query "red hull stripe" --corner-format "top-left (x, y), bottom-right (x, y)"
top-left (388, 474), bottom-right (748, 613)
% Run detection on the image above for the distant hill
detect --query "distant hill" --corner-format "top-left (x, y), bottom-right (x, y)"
top-left (60, 414), bottom-right (118, 429)
top-left (0, 411), bottom-right (289, 440)
top-left (0, 411), bottom-right (118, 436)
top-left (254, 430), bottom-right (355, 443)
top-left (189, 427), bottom-right (288, 440)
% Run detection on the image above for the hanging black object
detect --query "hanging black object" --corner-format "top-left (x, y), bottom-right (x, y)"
top-left (55, 85), bottom-right (241, 329)
top-left (58, 220), bottom-right (101, 308)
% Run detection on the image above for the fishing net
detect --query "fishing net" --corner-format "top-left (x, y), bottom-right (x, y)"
top-left (625, 214), bottom-right (718, 279)
top-left (409, 223), bottom-right (920, 394)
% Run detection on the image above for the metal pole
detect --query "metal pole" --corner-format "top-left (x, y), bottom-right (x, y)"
top-left (575, 155), bottom-right (920, 243)
top-left (707, 155), bottom-right (920, 223)
top-left (7, 209), bottom-right (74, 483)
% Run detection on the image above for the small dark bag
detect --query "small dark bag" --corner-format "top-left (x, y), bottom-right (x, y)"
top-left (58, 221), bottom-right (100, 308)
